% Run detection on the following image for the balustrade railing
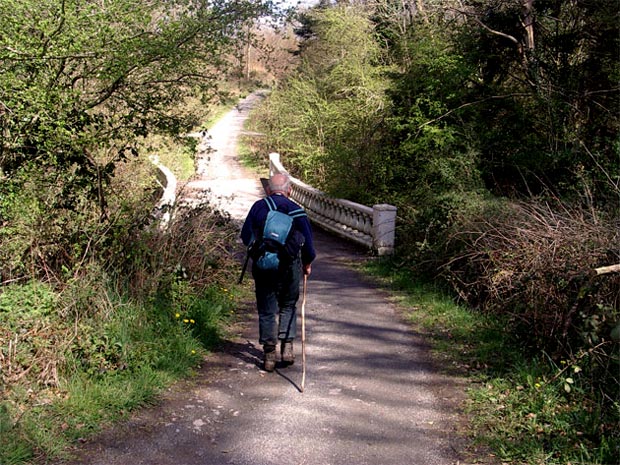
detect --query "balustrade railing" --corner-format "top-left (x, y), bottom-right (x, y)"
top-left (269, 153), bottom-right (396, 255)
top-left (150, 155), bottom-right (177, 230)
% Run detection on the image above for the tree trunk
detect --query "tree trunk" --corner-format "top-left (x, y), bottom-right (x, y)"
top-left (522, 0), bottom-right (535, 51)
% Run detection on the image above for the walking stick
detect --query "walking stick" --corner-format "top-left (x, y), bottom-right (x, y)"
top-left (301, 273), bottom-right (308, 392)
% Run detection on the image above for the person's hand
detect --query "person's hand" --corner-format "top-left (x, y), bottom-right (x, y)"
top-left (303, 263), bottom-right (312, 276)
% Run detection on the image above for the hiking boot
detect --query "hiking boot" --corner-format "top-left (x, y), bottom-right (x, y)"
top-left (263, 345), bottom-right (277, 372)
top-left (281, 340), bottom-right (295, 365)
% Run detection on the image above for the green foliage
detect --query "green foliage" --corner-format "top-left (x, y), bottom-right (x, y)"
top-left (0, 0), bottom-right (272, 281)
top-left (254, 5), bottom-right (392, 203)
top-left (146, 134), bottom-right (198, 182)
top-left (452, 0), bottom-right (620, 200)
top-left (0, 402), bottom-right (31, 465)
top-left (0, 174), bottom-right (242, 464)
top-left (159, 277), bottom-right (236, 349)
top-left (0, 281), bottom-right (70, 394)
top-left (0, 1), bottom-right (272, 462)
top-left (0, 153), bottom-right (157, 281)
top-left (469, 363), bottom-right (619, 464)
top-left (383, 20), bottom-right (484, 207)
top-left (0, 280), bottom-right (57, 319)
top-left (0, 273), bottom-right (234, 462)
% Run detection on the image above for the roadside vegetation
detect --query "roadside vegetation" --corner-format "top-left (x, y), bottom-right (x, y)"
top-left (247, 1), bottom-right (619, 463)
top-left (0, 0), bottom-right (282, 463)
top-left (1, 0), bottom-right (618, 464)
top-left (365, 260), bottom-right (617, 464)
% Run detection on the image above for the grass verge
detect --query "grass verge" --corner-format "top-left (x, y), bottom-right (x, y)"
top-left (363, 258), bottom-right (619, 465)
top-left (0, 96), bottom-right (251, 464)
top-left (0, 276), bottom-right (238, 464)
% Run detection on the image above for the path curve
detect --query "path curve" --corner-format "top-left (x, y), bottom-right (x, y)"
top-left (183, 91), bottom-right (268, 221)
top-left (57, 93), bottom-right (475, 465)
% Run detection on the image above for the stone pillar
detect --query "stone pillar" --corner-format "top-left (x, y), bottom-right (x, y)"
top-left (372, 204), bottom-right (397, 255)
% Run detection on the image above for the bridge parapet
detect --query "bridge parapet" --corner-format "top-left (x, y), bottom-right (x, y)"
top-left (269, 153), bottom-right (396, 255)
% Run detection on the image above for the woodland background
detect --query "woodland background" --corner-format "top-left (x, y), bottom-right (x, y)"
top-left (0, 1), bottom-right (618, 464)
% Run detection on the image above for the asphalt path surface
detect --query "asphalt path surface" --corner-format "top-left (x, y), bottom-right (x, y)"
top-left (57, 92), bottom-right (476, 465)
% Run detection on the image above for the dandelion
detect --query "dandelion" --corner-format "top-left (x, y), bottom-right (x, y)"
top-left (535, 383), bottom-right (541, 389)
top-left (191, 350), bottom-right (196, 354)
top-left (183, 318), bottom-right (189, 323)
top-left (175, 313), bottom-right (181, 319)
top-left (190, 319), bottom-right (195, 324)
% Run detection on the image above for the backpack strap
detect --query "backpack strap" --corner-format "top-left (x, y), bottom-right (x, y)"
top-left (264, 197), bottom-right (307, 219)
top-left (264, 196), bottom-right (277, 211)
top-left (288, 208), bottom-right (306, 219)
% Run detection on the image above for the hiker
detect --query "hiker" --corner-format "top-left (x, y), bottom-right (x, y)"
top-left (241, 173), bottom-right (316, 372)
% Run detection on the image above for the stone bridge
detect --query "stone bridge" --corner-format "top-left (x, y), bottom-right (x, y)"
top-left (268, 153), bottom-right (396, 256)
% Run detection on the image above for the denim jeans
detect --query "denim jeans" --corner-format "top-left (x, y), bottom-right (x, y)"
top-left (252, 257), bottom-right (301, 346)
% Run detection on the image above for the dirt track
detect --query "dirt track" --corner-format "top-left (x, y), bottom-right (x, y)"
top-left (56, 93), bottom-right (482, 465)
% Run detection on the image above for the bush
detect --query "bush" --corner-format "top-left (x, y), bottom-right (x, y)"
top-left (392, 189), bottom-right (494, 273)
top-left (390, 194), bottom-right (620, 462)
top-left (440, 197), bottom-right (619, 450)
top-left (442, 199), bottom-right (619, 354)
top-left (251, 5), bottom-right (392, 203)
top-left (0, 195), bottom-right (242, 462)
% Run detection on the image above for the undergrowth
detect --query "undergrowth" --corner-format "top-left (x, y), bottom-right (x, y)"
top-left (0, 254), bottom-right (239, 464)
top-left (363, 259), bottom-right (619, 465)
top-left (0, 103), bottom-right (245, 463)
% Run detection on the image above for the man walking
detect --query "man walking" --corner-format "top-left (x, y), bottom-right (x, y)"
top-left (241, 173), bottom-right (315, 372)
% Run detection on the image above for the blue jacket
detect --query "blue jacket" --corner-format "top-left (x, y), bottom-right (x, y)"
top-left (241, 194), bottom-right (316, 266)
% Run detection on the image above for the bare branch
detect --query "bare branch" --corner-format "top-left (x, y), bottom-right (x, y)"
top-left (448, 7), bottom-right (521, 47)
top-left (595, 264), bottom-right (620, 276)
top-left (417, 93), bottom-right (530, 130)
top-left (579, 140), bottom-right (620, 192)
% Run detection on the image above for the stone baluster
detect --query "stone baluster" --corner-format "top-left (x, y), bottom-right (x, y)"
top-left (268, 152), bottom-right (396, 254)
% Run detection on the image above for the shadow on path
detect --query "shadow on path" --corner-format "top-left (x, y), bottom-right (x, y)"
top-left (54, 93), bottom-right (481, 465)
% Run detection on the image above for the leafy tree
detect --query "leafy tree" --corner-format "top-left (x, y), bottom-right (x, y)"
top-left (384, 21), bottom-right (482, 198)
top-left (452, 0), bottom-right (620, 201)
top-left (0, 0), bottom-right (271, 279)
top-left (257, 4), bottom-right (392, 202)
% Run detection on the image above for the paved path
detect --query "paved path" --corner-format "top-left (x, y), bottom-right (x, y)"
top-left (182, 91), bottom-right (268, 222)
top-left (58, 93), bottom-right (473, 465)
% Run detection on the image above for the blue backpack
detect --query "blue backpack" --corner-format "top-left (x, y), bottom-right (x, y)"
top-left (253, 197), bottom-right (306, 271)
